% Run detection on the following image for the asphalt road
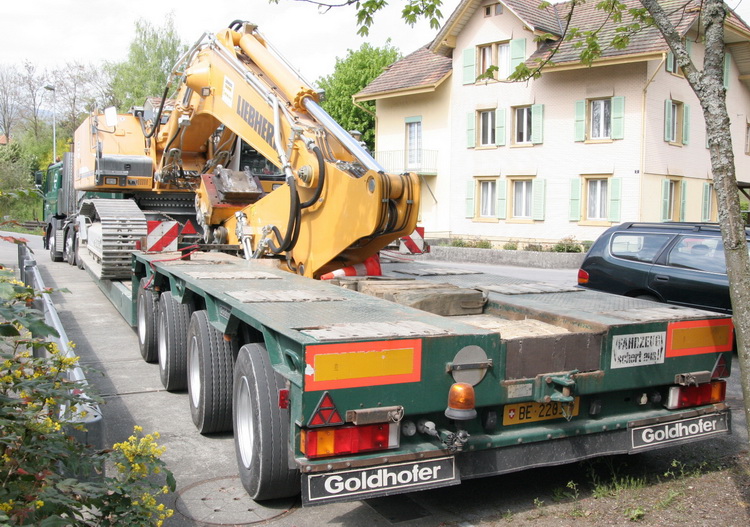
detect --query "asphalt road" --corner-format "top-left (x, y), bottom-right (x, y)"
top-left (1, 232), bottom-right (746, 527)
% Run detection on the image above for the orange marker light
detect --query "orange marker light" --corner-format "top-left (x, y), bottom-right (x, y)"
top-left (445, 382), bottom-right (477, 420)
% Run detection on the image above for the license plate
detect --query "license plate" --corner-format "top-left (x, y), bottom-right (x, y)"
top-left (302, 456), bottom-right (458, 505)
top-left (503, 398), bottom-right (580, 426)
top-left (630, 413), bottom-right (729, 450)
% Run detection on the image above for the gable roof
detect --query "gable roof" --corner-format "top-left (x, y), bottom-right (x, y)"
top-left (354, 46), bottom-right (453, 101)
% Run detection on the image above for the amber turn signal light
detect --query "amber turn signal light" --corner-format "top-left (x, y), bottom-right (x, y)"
top-left (445, 382), bottom-right (477, 420)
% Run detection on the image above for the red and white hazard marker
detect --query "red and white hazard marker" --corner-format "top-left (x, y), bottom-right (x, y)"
top-left (146, 221), bottom-right (179, 252)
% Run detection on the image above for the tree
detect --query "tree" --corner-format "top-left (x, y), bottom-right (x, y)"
top-left (322, 0), bottom-right (750, 442)
top-left (0, 65), bottom-right (21, 141)
top-left (316, 42), bottom-right (401, 150)
top-left (106, 14), bottom-right (187, 111)
top-left (19, 61), bottom-right (48, 141)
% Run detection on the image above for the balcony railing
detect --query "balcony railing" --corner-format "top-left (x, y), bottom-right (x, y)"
top-left (374, 150), bottom-right (439, 176)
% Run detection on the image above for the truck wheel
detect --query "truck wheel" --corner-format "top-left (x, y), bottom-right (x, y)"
top-left (136, 278), bottom-right (159, 363)
top-left (157, 292), bottom-right (192, 391)
top-left (64, 230), bottom-right (76, 266)
top-left (48, 230), bottom-right (62, 262)
top-left (75, 237), bottom-right (85, 270)
top-left (233, 343), bottom-right (300, 501)
top-left (187, 310), bottom-right (234, 434)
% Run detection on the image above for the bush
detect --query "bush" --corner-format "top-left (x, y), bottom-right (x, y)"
top-left (449, 238), bottom-right (468, 247)
top-left (525, 243), bottom-right (545, 252)
top-left (473, 239), bottom-right (492, 249)
top-left (503, 241), bottom-right (518, 250)
top-left (0, 257), bottom-right (175, 526)
top-left (552, 236), bottom-right (583, 253)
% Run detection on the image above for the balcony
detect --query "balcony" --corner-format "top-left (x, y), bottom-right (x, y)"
top-left (374, 150), bottom-right (439, 176)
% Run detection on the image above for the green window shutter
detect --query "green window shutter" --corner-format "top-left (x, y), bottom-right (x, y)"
top-left (686, 40), bottom-right (693, 58)
top-left (467, 112), bottom-right (476, 148)
top-left (611, 96), bottom-right (625, 140)
top-left (465, 180), bottom-right (476, 218)
top-left (405, 116), bottom-right (422, 124)
top-left (666, 51), bottom-right (675, 73)
top-left (664, 99), bottom-right (673, 142)
top-left (497, 179), bottom-right (507, 219)
top-left (661, 179), bottom-right (671, 221)
top-left (569, 179), bottom-right (581, 221)
top-left (574, 100), bottom-right (586, 142)
top-left (463, 48), bottom-right (476, 85)
top-left (510, 38), bottom-right (526, 73)
top-left (701, 182), bottom-right (712, 222)
top-left (495, 108), bottom-right (506, 146)
top-left (680, 182), bottom-right (687, 221)
top-left (682, 104), bottom-right (690, 145)
top-left (532, 179), bottom-right (546, 220)
top-left (723, 53), bottom-right (731, 90)
top-left (531, 104), bottom-right (544, 144)
top-left (608, 177), bottom-right (622, 222)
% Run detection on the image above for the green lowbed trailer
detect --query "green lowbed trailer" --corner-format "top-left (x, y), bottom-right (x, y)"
top-left (76, 249), bottom-right (733, 505)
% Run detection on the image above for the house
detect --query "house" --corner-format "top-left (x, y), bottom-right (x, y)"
top-left (355, 0), bottom-right (750, 246)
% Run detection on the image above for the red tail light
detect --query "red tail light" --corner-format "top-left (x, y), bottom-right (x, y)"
top-left (577, 269), bottom-right (589, 285)
top-left (665, 380), bottom-right (726, 410)
top-left (301, 423), bottom-right (399, 459)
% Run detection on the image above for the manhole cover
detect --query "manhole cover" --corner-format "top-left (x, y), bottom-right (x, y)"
top-left (175, 476), bottom-right (297, 525)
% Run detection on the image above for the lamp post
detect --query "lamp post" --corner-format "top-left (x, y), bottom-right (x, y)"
top-left (44, 85), bottom-right (56, 162)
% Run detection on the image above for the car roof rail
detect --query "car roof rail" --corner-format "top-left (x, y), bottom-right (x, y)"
top-left (623, 222), bottom-right (723, 233)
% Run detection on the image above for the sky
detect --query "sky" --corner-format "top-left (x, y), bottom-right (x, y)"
top-left (1, 0), bottom-right (461, 83)
top-left (3, 0), bottom-right (750, 84)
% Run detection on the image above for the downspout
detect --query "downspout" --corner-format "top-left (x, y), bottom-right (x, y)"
top-left (641, 53), bottom-right (667, 216)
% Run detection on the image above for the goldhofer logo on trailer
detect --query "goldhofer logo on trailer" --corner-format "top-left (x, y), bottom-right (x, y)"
top-left (631, 414), bottom-right (728, 450)
top-left (304, 457), bottom-right (458, 504)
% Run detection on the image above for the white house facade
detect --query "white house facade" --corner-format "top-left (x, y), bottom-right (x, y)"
top-left (355, 0), bottom-right (750, 246)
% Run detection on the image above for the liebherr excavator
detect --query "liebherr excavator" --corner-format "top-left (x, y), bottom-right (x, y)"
top-left (62, 20), bottom-right (418, 279)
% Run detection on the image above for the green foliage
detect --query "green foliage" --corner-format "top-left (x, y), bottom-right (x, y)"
top-left (625, 506), bottom-right (646, 521)
top-left (106, 14), bottom-right (187, 111)
top-left (552, 236), bottom-right (582, 253)
top-left (0, 262), bottom-right (175, 526)
top-left (0, 143), bottom-right (42, 222)
top-left (503, 241), bottom-right (518, 251)
top-left (316, 42), bottom-right (401, 150)
top-left (524, 243), bottom-right (545, 252)
top-left (449, 238), bottom-right (492, 249)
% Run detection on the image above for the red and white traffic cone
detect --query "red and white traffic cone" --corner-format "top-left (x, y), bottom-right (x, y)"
top-left (320, 254), bottom-right (382, 280)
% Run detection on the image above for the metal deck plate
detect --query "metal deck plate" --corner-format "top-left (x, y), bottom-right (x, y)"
top-left (228, 289), bottom-right (345, 303)
top-left (298, 320), bottom-right (452, 341)
top-left (481, 283), bottom-right (581, 295)
top-left (184, 271), bottom-right (281, 280)
top-left (599, 306), bottom-right (714, 321)
top-left (393, 267), bottom-right (480, 276)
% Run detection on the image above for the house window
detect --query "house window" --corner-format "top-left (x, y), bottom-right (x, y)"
top-left (483, 4), bottom-right (503, 17)
top-left (405, 119), bottom-right (422, 169)
top-left (662, 178), bottom-right (685, 222)
top-left (514, 106), bottom-right (532, 144)
top-left (664, 99), bottom-right (689, 145)
top-left (590, 99), bottom-right (611, 139)
top-left (586, 178), bottom-right (608, 220)
top-left (479, 110), bottom-right (496, 146)
top-left (479, 179), bottom-right (497, 218)
top-left (477, 41), bottom-right (510, 80)
top-left (575, 97), bottom-right (624, 141)
top-left (745, 123), bottom-right (750, 155)
top-left (512, 179), bottom-right (532, 218)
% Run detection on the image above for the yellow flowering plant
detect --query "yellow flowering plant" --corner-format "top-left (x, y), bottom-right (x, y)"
top-left (0, 264), bottom-right (176, 526)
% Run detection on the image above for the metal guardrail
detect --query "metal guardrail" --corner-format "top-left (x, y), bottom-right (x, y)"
top-left (17, 243), bottom-right (103, 449)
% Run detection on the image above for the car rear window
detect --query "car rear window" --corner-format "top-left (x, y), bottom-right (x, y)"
top-left (666, 236), bottom-right (726, 273)
top-left (610, 233), bottom-right (672, 263)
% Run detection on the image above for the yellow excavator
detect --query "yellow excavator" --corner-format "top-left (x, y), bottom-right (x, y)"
top-left (69, 20), bottom-right (419, 279)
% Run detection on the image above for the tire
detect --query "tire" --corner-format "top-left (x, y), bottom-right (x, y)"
top-left (136, 278), bottom-right (159, 363)
top-left (187, 311), bottom-right (234, 434)
top-left (64, 229), bottom-right (76, 265)
top-left (233, 343), bottom-right (300, 501)
top-left (75, 236), bottom-right (85, 270)
top-left (157, 292), bottom-right (192, 391)
top-left (48, 230), bottom-right (62, 262)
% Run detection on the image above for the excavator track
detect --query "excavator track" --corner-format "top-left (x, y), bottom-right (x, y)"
top-left (79, 199), bottom-right (147, 280)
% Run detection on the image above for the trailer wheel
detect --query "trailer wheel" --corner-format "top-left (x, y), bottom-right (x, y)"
top-left (233, 343), bottom-right (300, 501)
top-left (48, 230), bottom-right (62, 262)
top-left (64, 229), bottom-right (76, 266)
top-left (136, 278), bottom-right (159, 363)
top-left (157, 292), bottom-right (192, 391)
top-left (187, 310), bottom-right (234, 434)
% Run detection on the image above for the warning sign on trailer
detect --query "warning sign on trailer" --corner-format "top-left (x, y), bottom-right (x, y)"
top-left (610, 331), bottom-right (666, 369)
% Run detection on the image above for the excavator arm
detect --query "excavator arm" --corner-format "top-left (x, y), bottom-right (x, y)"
top-left (155, 21), bottom-right (420, 278)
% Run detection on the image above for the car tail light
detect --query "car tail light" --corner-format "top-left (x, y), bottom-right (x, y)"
top-left (577, 269), bottom-right (589, 285)
top-left (301, 423), bottom-right (399, 459)
top-left (665, 380), bottom-right (726, 410)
